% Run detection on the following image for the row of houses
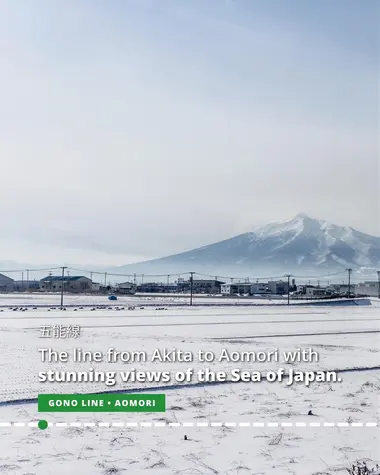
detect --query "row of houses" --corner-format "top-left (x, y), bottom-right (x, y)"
top-left (0, 274), bottom-right (290, 295)
top-left (0, 273), bottom-right (97, 293)
top-left (112, 279), bottom-right (225, 295)
top-left (98, 279), bottom-right (293, 296)
top-left (0, 272), bottom-right (379, 297)
top-left (293, 282), bottom-right (380, 298)
top-left (0, 273), bottom-right (137, 294)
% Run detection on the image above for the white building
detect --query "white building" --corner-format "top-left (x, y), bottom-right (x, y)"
top-left (221, 283), bottom-right (251, 295)
top-left (338, 284), bottom-right (356, 295)
top-left (221, 280), bottom-right (290, 296)
top-left (355, 281), bottom-right (379, 297)
top-left (0, 273), bottom-right (14, 292)
top-left (117, 282), bottom-right (136, 295)
top-left (267, 280), bottom-right (289, 295)
top-left (305, 287), bottom-right (329, 298)
top-left (250, 282), bottom-right (270, 294)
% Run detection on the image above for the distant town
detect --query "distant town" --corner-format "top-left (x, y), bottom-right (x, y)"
top-left (0, 271), bottom-right (379, 299)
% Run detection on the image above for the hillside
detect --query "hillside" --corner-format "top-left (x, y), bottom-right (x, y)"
top-left (112, 214), bottom-right (380, 278)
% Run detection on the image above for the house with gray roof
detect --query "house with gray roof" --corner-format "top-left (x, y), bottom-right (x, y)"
top-left (40, 275), bottom-right (92, 293)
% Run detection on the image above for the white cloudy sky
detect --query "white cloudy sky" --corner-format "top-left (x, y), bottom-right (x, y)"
top-left (0, 0), bottom-right (378, 266)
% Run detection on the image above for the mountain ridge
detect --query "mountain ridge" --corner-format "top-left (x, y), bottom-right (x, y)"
top-left (1, 215), bottom-right (379, 279)
top-left (112, 214), bottom-right (380, 277)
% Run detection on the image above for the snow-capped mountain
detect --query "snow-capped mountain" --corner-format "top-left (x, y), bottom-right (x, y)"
top-left (114, 214), bottom-right (380, 277)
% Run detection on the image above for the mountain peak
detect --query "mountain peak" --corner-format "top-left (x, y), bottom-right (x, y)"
top-left (114, 214), bottom-right (380, 276)
top-left (253, 213), bottom-right (315, 234)
top-left (253, 215), bottom-right (305, 239)
top-left (295, 212), bottom-right (310, 220)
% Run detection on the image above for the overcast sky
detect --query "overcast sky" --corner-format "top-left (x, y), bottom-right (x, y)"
top-left (0, 0), bottom-right (378, 266)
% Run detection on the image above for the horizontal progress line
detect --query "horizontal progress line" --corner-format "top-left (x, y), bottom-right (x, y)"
top-left (0, 421), bottom-right (377, 428)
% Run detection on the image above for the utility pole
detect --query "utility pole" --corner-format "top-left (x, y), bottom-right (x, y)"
top-left (285, 274), bottom-right (291, 305)
top-left (167, 275), bottom-right (170, 287)
top-left (104, 272), bottom-right (107, 288)
top-left (346, 268), bottom-right (352, 298)
top-left (189, 272), bottom-right (194, 306)
top-left (377, 270), bottom-right (380, 299)
top-left (26, 269), bottom-right (29, 285)
top-left (133, 273), bottom-right (136, 285)
top-left (142, 274), bottom-right (144, 286)
top-left (60, 266), bottom-right (67, 307)
top-left (21, 271), bottom-right (24, 291)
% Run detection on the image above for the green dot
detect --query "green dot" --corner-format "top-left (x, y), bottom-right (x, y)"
top-left (38, 420), bottom-right (48, 430)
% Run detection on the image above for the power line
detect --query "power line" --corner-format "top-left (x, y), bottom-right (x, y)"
top-left (66, 267), bottom-right (191, 279)
top-left (0, 266), bottom-right (61, 273)
top-left (0, 265), bottom-right (375, 285)
top-left (291, 270), bottom-right (349, 279)
top-left (194, 270), bottom-right (351, 281)
top-left (10, 266), bottom-right (356, 282)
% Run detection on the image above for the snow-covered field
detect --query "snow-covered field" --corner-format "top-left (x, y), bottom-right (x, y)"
top-left (0, 294), bottom-right (379, 474)
top-left (0, 292), bottom-right (284, 307)
top-left (0, 292), bottom-right (374, 307)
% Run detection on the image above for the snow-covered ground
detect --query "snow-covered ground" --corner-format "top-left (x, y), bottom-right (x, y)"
top-left (0, 294), bottom-right (379, 474)
top-left (1, 292), bottom-right (376, 307)
top-left (0, 292), bottom-right (289, 308)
